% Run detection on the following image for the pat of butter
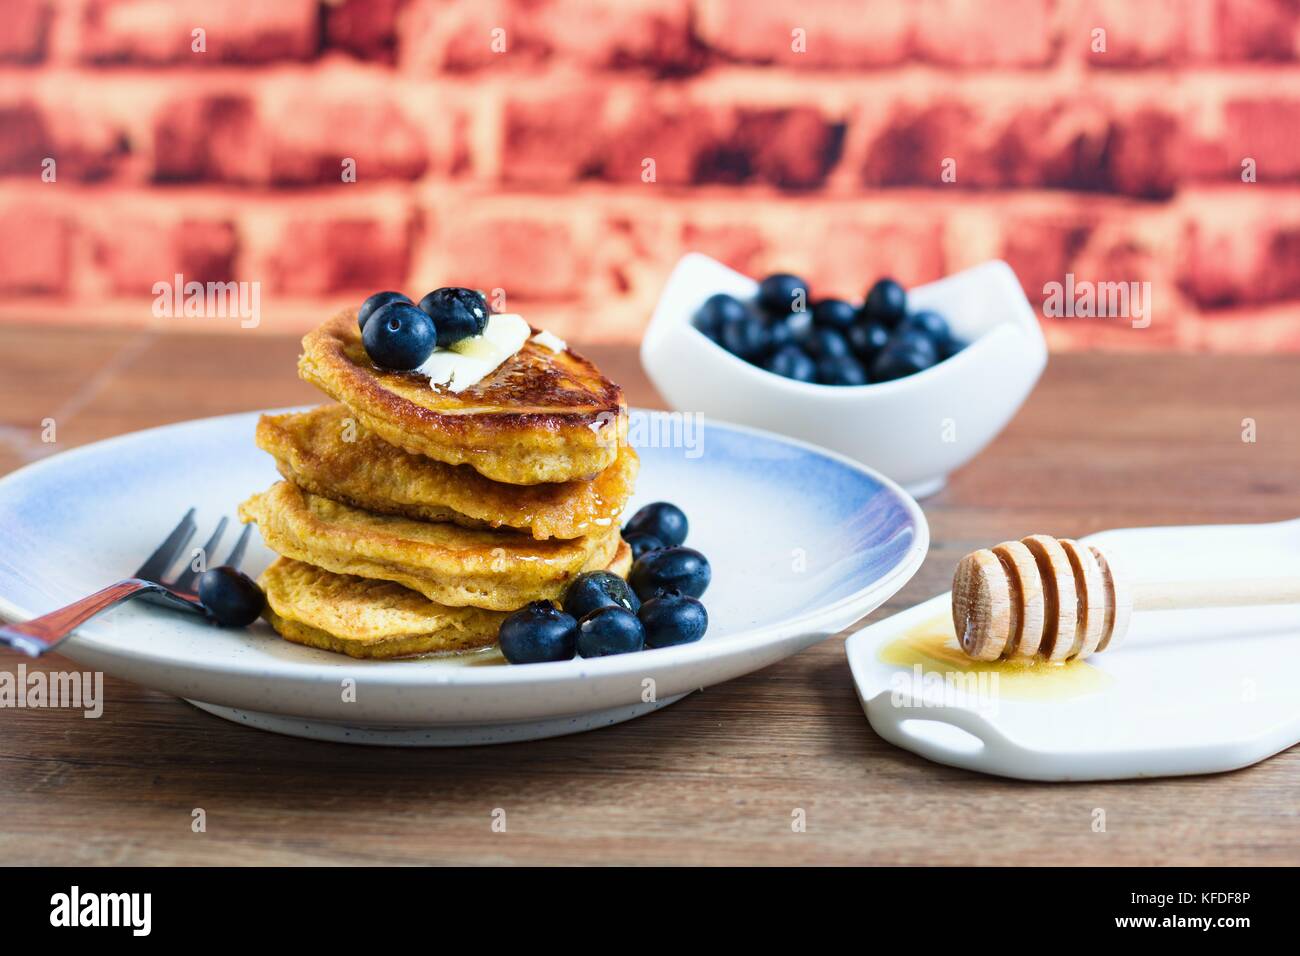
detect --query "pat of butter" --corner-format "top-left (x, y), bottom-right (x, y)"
top-left (417, 313), bottom-right (530, 393)
top-left (531, 330), bottom-right (567, 353)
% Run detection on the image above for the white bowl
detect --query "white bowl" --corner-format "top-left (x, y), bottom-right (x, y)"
top-left (641, 254), bottom-right (1048, 497)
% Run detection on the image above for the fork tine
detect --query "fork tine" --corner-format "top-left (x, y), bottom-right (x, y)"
top-left (169, 516), bottom-right (228, 593)
top-left (224, 523), bottom-right (253, 571)
top-left (134, 508), bottom-right (197, 582)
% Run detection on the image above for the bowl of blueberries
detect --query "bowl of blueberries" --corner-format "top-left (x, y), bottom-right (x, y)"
top-left (641, 254), bottom-right (1047, 497)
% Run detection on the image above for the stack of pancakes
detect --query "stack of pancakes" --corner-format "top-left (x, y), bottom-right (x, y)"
top-left (239, 311), bottom-right (637, 659)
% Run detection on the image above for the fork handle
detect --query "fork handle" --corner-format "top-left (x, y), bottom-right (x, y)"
top-left (0, 579), bottom-right (159, 657)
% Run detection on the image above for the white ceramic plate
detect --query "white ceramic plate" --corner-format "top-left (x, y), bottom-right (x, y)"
top-left (0, 409), bottom-right (928, 746)
top-left (847, 520), bottom-right (1300, 780)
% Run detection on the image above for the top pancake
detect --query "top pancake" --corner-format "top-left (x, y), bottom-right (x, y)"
top-left (299, 311), bottom-right (626, 485)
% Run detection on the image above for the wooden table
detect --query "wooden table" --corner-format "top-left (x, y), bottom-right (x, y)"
top-left (1, 327), bottom-right (1297, 866)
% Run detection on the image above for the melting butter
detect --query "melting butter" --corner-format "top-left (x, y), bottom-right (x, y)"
top-left (531, 329), bottom-right (567, 352)
top-left (418, 313), bottom-right (530, 392)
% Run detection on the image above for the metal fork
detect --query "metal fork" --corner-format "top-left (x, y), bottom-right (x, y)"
top-left (0, 509), bottom-right (252, 657)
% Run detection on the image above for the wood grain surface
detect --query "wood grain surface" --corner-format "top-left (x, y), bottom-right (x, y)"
top-left (1, 326), bottom-right (1298, 866)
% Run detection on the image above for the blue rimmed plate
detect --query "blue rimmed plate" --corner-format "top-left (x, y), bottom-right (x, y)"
top-left (0, 409), bottom-right (927, 745)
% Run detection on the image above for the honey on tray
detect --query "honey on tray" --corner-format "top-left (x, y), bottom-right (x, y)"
top-left (878, 613), bottom-right (1112, 700)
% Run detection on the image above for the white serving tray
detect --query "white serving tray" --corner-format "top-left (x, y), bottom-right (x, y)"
top-left (846, 519), bottom-right (1300, 781)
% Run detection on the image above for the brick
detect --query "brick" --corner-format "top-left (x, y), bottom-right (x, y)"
top-left (325, 0), bottom-right (405, 62)
top-left (797, 218), bottom-right (946, 297)
top-left (1105, 107), bottom-right (1183, 199)
top-left (862, 102), bottom-right (982, 188)
top-left (0, 0), bottom-right (52, 63)
top-left (1194, 305), bottom-right (1300, 351)
top-left (0, 101), bottom-right (131, 182)
top-left (712, 108), bottom-right (845, 189)
top-left (269, 96), bottom-right (429, 186)
top-left (0, 204), bottom-right (71, 294)
top-left (423, 0), bottom-right (551, 73)
top-left (914, 0), bottom-right (1058, 67)
top-left (1217, 99), bottom-right (1300, 181)
top-left (152, 90), bottom-right (432, 186)
top-left (82, 0), bottom-right (317, 65)
top-left (862, 98), bottom-right (1181, 197)
top-left (999, 214), bottom-right (1096, 309)
top-left (0, 105), bottom-right (49, 175)
top-left (176, 220), bottom-right (239, 284)
top-left (1209, 0), bottom-right (1299, 61)
top-left (696, 0), bottom-right (910, 67)
top-left (600, 101), bottom-right (722, 186)
top-left (1082, 0), bottom-right (1192, 67)
top-left (268, 218), bottom-right (414, 295)
top-left (680, 221), bottom-right (767, 277)
top-left (410, 0), bottom-right (698, 73)
top-left (441, 216), bottom-right (584, 300)
top-left (92, 218), bottom-right (238, 295)
top-left (535, 0), bottom-right (699, 74)
top-left (1085, 0), bottom-right (1300, 65)
top-left (152, 95), bottom-right (265, 184)
top-left (503, 90), bottom-right (608, 185)
top-left (1179, 213), bottom-right (1300, 309)
top-left (507, 95), bottom-right (843, 189)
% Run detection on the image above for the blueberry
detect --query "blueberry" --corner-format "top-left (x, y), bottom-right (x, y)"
top-left (629, 546), bottom-right (711, 601)
top-left (576, 605), bottom-right (645, 658)
top-left (812, 299), bottom-right (857, 332)
top-left (847, 320), bottom-right (890, 362)
top-left (197, 566), bottom-right (265, 628)
top-left (756, 273), bottom-right (810, 319)
top-left (358, 291), bottom-right (411, 332)
top-left (624, 501), bottom-right (688, 547)
top-left (693, 293), bottom-right (748, 340)
top-left (765, 345), bottom-right (817, 383)
top-left (417, 287), bottom-right (489, 348)
top-left (817, 354), bottom-right (869, 386)
top-left (720, 315), bottom-right (772, 362)
top-left (498, 601), bottom-right (578, 664)
top-left (890, 327), bottom-right (940, 362)
top-left (786, 308), bottom-right (814, 341)
top-left (766, 317), bottom-right (796, 351)
top-left (623, 531), bottom-right (665, 561)
top-left (863, 278), bottom-right (908, 327)
top-left (639, 589), bottom-right (709, 648)
top-left (898, 310), bottom-right (951, 350)
top-left (871, 339), bottom-right (937, 382)
top-left (562, 570), bottom-right (640, 620)
top-left (363, 302), bottom-right (437, 371)
top-left (940, 335), bottom-right (966, 360)
top-left (800, 326), bottom-right (851, 361)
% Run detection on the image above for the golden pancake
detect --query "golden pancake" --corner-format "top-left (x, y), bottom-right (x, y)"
top-left (256, 404), bottom-right (638, 540)
top-left (260, 541), bottom-right (633, 659)
top-left (298, 311), bottom-right (626, 485)
top-left (239, 481), bottom-right (621, 610)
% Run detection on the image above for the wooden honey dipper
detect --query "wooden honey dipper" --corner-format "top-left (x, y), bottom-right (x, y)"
top-left (952, 534), bottom-right (1300, 662)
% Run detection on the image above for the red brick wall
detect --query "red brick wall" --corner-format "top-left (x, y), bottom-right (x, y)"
top-left (1, 0), bottom-right (1298, 350)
